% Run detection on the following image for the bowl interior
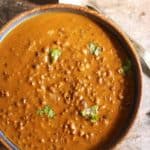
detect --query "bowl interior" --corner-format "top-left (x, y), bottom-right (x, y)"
top-left (0, 4), bottom-right (142, 150)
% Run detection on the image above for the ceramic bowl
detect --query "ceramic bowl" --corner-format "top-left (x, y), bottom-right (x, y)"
top-left (0, 4), bottom-right (142, 150)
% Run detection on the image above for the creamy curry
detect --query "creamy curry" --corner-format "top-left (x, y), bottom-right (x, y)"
top-left (0, 12), bottom-right (135, 150)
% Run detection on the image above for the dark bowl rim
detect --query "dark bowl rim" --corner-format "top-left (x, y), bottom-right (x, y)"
top-left (0, 3), bottom-right (142, 150)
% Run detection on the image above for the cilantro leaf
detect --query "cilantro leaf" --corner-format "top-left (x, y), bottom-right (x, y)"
top-left (81, 105), bottom-right (99, 123)
top-left (37, 105), bottom-right (55, 118)
top-left (88, 42), bottom-right (103, 56)
top-left (50, 48), bottom-right (61, 63)
top-left (119, 59), bottom-right (132, 74)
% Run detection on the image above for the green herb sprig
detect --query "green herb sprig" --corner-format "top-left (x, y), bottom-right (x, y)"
top-left (119, 59), bottom-right (132, 74)
top-left (81, 105), bottom-right (99, 123)
top-left (50, 48), bottom-right (61, 63)
top-left (88, 42), bottom-right (103, 56)
top-left (37, 105), bottom-right (56, 118)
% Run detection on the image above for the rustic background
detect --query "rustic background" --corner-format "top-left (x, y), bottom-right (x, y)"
top-left (0, 0), bottom-right (150, 149)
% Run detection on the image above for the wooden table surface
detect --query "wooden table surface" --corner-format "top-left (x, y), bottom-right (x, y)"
top-left (0, 0), bottom-right (150, 149)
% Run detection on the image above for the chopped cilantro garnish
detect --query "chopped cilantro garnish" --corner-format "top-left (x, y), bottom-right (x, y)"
top-left (81, 105), bottom-right (99, 123)
top-left (50, 48), bottom-right (61, 63)
top-left (88, 42), bottom-right (102, 56)
top-left (119, 59), bottom-right (132, 74)
top-left (37, 105), bottom-right (55, 118)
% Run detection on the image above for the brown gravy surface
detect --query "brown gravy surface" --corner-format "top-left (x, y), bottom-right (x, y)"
top-left (0, 12), bottom-right (135, 150)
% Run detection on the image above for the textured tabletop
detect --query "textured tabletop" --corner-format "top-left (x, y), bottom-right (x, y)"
top-left (0, 0), bottom-right (150, 150)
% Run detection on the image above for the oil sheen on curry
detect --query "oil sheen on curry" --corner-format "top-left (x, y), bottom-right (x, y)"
top-left (0, 12), bottom-right (135, 150)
